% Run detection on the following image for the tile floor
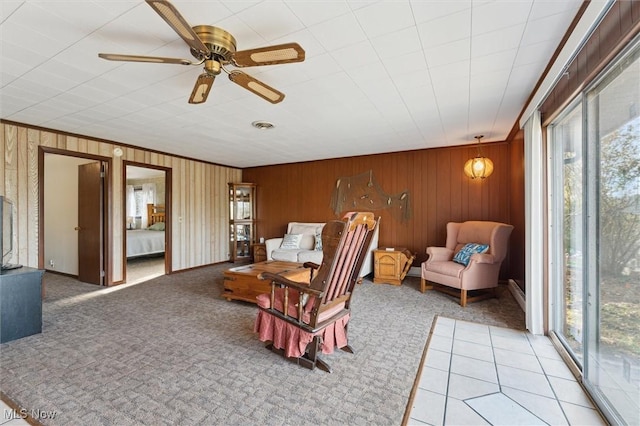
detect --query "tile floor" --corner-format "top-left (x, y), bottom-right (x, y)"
top-left (407, 316), bottom-right (607, 425)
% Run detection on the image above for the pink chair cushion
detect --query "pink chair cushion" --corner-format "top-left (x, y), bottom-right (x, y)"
top-left (425, 260), bottom-right (466, 278)
top-left (256, 288), bottom-right (346, 324)
top-left (254, 309), bottom-right (350, 358)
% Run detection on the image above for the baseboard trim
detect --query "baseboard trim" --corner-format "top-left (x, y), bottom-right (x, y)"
top-left (407, 266), bottom-right (421, 277)
top-left (508, 279), bottom-right (526, 312)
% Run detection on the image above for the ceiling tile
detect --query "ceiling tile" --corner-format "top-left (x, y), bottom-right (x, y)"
top-left (371, 26), bottom-right (422, 60)
top-left (219, 0), bottom-right (262, 14)
top-left (1, 20), bottom-right (69, 58)
top-left (470, 49), bottom-right (517, 75)
top-left (309, 13), bottom-right (367, 51)
top-left (520, 13), bottom-right (576, 47)
top-left (424, 39), bottom-right (470, 68)
top-left (410, 0), bottom-right (471, 25)
top-left (513, 39), bottom-right (557, 67)
top-left (28, 1), bottom-right (124, 33)
top-left (471, 23), bottom-right (525, 58)
top-left (285, 0), bottom-right (350, 27)
top-left (1, 1), bottom-right (23, 21)
top-left (237, 1), bottom-right (305, 42)
top-left (332, 40), bottom-right (379, 71)
top-left (472, 1), bottom-right (533, 36)
top-left (384, 50), bottom-right (427, 77)
top-left (354, 1), bottom-right (415, 39)
top-left (529, 0), bottom-right (582, 21)
top-left (417, 8), bottom-right (471, 50)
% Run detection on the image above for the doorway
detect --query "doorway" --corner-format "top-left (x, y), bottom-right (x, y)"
top-left (123, 163), bottom-right (171, 283)
top-left (41, 150), bottom-right (110, 285)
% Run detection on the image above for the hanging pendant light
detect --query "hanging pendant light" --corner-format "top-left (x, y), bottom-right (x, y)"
top-left (464, 135), bottom-right (494, 179)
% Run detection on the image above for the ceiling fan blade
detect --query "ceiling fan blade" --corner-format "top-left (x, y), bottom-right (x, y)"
top-left (231, 43), bottom-right (305, 67)
top-left (228, 71), bottom-right (285, 104)
top-left (98, 53), bottom-right (194, 65)
top-left (145, 0), bottom-right (209, 55)
top-left (189, 74), bottom-right (215, 104)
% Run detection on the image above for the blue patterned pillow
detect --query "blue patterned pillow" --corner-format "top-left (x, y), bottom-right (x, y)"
top-left (314, 231), bottom-right (323, 251)
top-left (453, 243), bottom-right (489, 266)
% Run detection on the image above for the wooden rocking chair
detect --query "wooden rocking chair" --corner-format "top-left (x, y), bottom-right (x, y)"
top-left (254, 212), bottom-right (378, 372)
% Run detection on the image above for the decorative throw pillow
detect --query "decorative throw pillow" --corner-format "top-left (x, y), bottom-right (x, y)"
top-left (280, 233), bottom-right (303, 249)
top-left (453, 243), bottom-right (489, 266)
top-left (314, 231), bottom-right (323, 251)
top-left (148, 222), bottom-right (165, 231)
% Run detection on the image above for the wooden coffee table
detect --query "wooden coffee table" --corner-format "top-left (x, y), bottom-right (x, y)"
top-left (222, 261), bottom-right (311, 303)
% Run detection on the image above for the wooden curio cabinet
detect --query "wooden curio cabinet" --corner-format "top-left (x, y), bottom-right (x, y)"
top-left (229, 183), bottom-right (256, 262)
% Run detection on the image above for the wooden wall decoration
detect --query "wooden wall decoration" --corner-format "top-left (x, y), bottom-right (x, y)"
top-left (329, 170), bottom-right (411, 222)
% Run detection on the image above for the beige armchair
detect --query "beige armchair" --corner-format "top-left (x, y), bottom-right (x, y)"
top-left (420, 221), bottom-right (513, 307)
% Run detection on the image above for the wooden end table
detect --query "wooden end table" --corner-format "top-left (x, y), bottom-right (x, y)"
top-left (222, 260), bottom-right (310, 303)
top-left (373, 248), bottom-right (415, 286)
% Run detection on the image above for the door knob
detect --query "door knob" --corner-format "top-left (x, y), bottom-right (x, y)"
top-left (75, 226), bottom-right (82, 231)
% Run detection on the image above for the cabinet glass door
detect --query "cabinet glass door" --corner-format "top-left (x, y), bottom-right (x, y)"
top-left (230, 186), bottom-right (254, 221)
top-left (231, 223), bottom-right (253, 259)
top-left (228, 183), bottom-right (256, 262)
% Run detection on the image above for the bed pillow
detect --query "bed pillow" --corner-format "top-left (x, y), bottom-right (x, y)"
top-left (453, 243), bottom-right (489, 266)
top-left (148, 222), bottom-right (165, 231)
top-left (280, 233), bottom-right (303, 249)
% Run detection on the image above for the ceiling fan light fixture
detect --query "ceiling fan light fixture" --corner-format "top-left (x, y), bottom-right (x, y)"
top-left (204, 59), bottom-right (221, 75)
top-left (100, 1), bottom-right (305, 105)
top-left (252, 121), bottom-right (274, 130)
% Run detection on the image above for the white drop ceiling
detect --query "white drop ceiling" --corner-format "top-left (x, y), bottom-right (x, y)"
top-left (0, 0), bottom-right (583, 168)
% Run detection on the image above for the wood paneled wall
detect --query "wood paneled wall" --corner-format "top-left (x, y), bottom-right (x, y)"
top-left (243, 141), bottom-right (522, 279)
top-left (0, 122), bottom-right (241, 283)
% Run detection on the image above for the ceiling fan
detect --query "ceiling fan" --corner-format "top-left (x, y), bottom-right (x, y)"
top-left (98, 0), bottom-right (305, 104)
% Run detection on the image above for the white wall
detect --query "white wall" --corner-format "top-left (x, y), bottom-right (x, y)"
top-left (44, 154), bottom-right (96, 275)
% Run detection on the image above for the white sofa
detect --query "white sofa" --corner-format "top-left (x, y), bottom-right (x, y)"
top-left (265, 220), bottom-right (379, 278)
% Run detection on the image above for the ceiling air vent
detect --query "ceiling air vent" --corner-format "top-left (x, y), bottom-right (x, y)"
top-left (252, 120), bottom-right (274, 130)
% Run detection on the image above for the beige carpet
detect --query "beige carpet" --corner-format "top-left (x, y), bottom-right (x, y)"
top-left (0, 263), bottom-right (524, 425)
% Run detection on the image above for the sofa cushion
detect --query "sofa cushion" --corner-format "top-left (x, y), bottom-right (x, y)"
top-left (280, 233), bottom-right (303, 249)
top-left (271, 249), bottom-right (302, 263)
top-left (289, 223), bottom-right (324, 250)
top-left (453, 243), bottom-right (489, 266)
top-left (298, 250), bottom-right (323, 265)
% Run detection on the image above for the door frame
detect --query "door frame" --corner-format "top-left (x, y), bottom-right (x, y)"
top-left (122, 160), bottom-right (172, 282)
top-left (38, 147), bottom-right (112, 285)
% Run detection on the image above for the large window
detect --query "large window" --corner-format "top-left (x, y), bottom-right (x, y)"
top-left (550, 39), bottom-right (639, 425)
top-left (551, 101), bottom-right (584, 364)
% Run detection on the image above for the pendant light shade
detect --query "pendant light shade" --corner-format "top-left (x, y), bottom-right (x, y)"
top-left (464, 135), bottom-right (494, 179)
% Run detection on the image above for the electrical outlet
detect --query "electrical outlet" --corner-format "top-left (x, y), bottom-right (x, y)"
top-left (49, 259), bottom-right (55, 268)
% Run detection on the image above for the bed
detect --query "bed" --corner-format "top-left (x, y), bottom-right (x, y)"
top-left (126, 203), bottom-right (166, 258)
top-left (147, 203), bottom-right (165, 225)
